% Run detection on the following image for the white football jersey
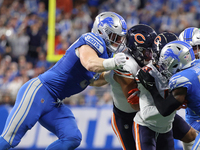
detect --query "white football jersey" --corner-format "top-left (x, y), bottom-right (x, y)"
top-left (104, 52), bottom-right (140, 113)
top-left (134, 63), bottom-right (176, 133)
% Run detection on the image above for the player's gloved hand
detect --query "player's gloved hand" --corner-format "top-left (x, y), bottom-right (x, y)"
top-left (127, 88), bottom-right (140, 104)
top-left (114, 53), bottom-right (126, 68)
top-left (137, 67), bottom-right (155, 92)
top-left (103, 53), bottom-right (126, 70)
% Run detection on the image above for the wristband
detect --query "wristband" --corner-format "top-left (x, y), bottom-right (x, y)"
top-left (103, 58), bottom-right (116, 70)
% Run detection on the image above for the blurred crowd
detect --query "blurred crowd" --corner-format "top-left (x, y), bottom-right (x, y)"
top-left (0, 0), bottom-right (199, 107)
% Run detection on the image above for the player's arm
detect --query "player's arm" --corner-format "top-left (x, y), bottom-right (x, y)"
top-left (89, 72), bottom-right (108, 87)
top-left (114, 74), bottom-right (140, 110)
top-left (148, 86), bottom-right (186, 117)
top-left (79, 45), bottom-right (126, 73)
top-left (137, 68), bottom-right (184, 116)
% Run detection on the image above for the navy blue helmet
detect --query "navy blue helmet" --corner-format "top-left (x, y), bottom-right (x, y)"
top-left (126, 24), bottom-right (157, 67)
top-left (152, 32), bottom-right (178, 63)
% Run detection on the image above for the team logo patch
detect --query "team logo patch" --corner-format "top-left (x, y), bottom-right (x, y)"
top-left (85, 34), bottom-right (104, 54)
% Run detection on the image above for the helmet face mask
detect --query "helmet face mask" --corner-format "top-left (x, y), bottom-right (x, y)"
top-left (92, 12), bottom-right (127, 53)
top-left (108, 32), bottom-right (126, 52)
top-left (158, 41), bottom-right (195, 80)
top-left (129, 46), bottom-right (153, 66)
top-left (158, 55), bottom-right (179, 79)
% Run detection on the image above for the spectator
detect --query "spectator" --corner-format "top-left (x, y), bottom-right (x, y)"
top-left (35, 51), bottom-right (52, 71)
top-left (97, 92), bottom-right (113, 107)
top-left (0, 0), bottom-right (200, 110)
top-left (26, 17), bottom-right (44, 65)
top-left (37, 1), bottom-right (48, 20)
top-left (7, 26), bottom-right (29, 61)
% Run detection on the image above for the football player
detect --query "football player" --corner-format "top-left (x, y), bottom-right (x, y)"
top-left (152, 32), bottom-right (196, 150)
top-left (137, 40), bottom-right (200, 150)
top-left (179, 27), bottom-right (200, 132)
top-left (92, 24), bottom-right (157, 150)
top-left (108, 24), bottom-right (157, 150)
top-left (0, 12), bottom-right (127, 150)
top-left (93, 27), bottom-right (196, 150)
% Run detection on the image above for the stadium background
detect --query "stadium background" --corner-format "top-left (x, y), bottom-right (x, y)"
top-left (0, 0), bottom-right (199, 149)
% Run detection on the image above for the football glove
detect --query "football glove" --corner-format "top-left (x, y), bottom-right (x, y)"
top-left (114, 53), bottom-right (126, 68)
top-left (127, 88), bottom-right (140, 104)
top-left (137, 67), bottom-right (155, 92)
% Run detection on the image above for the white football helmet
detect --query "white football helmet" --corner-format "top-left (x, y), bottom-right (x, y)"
top-left (92, 12), bottom-right (127, 53)
top-left (158, 40), bottom-right (195, 80)
top-left (179, 27), bottom-right (200, 58)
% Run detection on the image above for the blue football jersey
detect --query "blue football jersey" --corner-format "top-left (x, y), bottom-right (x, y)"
top-left (185, 107), bottom-right (200, 122)
top-left (38, 32), bottom-right (112, 100)
top-left (169, 59), bottom-right (200, 116)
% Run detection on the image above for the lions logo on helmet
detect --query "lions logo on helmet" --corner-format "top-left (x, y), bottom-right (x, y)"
top-left (163, 48), bottom-right (181, 61)
top-left (158, 40), bottom-right (195, 80)
top-left (98, 17), bottom-right (114, 28)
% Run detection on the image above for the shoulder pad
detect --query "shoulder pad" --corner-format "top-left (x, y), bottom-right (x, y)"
top-left (82, 33), bottom-right (106, 55)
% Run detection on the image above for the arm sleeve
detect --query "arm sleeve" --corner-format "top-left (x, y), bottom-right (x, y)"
top-left (149, 87), bottom-right (182, 117)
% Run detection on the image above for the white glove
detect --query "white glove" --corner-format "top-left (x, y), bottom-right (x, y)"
top-left (114, 52), bottom-right (126, 68)
top-left (103, 53), bottom-right (126, 70)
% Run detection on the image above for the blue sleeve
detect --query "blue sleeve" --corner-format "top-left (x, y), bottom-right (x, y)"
top-left (81, 33), bottom-right (107, 56)
top-left (169, 74), bottom-right (192, 91)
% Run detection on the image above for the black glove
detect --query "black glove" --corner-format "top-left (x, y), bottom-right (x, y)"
top-left (136, 68), bottom-right (156, 92)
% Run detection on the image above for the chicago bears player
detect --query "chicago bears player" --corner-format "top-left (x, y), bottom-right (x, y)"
top-left (179, 27), bottom-right (200, 137)
top-left (137, 40), bottom-right (200, 149)
top-left (0, 12), bottom-right (127, 150)
top-left (105, 24), bottom-right (157, 150)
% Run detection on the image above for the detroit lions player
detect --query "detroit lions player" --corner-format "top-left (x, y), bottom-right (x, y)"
top-left (179, 27), bottom-right (200, 59)
top-left (137, 40), bottom-right (200, 149)
top-left (0, 12), bottom-right (127, 150)
top-left (179, 27), bottom-right (200, 136)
